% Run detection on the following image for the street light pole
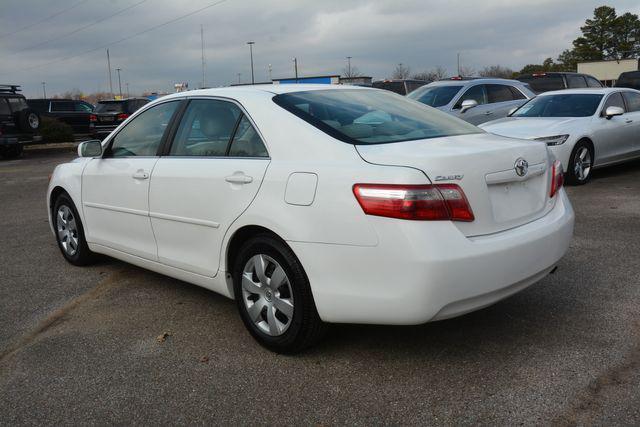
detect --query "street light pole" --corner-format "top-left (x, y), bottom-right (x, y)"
top-left (237, 72), bottom-right (242, 84)
top-left (293, 57), bottom-right (298, 81)
top-left (268, 64), bottom-right (272, 81)
top-left (346, 56), bottom-right (352, 77)
top-left (247, 41), bottom-right (255, 85)
top-left (41, 82), bottom-right (46, 99)
top-left (116, 68), bottom-right (123, 98)
top-left (125, 82), bottom-right (130, 98)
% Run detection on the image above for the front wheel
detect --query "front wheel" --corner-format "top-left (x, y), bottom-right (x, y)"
top-left (233, 234), bottom-right (326, 353)
top-left (566, 140), bottom-right (593, 185)
top-left (53, 194), bottom-right (96, 266)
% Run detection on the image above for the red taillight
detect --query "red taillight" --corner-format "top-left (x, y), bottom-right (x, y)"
top-left (353, 183), bottom-right (474, 222)
top-left (117, 113), bottom-right (129, 121)
top-left (550, 160), bottom-right (564, 198)
top-left (532, 73), bottom-right (547, 77)
top-left (89, 114), bottom-right (97, 122)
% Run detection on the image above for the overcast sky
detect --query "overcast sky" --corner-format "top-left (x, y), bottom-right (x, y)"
top-left (1, 0), bottom-right (639, 98)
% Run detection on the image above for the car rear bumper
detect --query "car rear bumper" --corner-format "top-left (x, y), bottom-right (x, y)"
top-left (289, 189), bottom-right (574, 324)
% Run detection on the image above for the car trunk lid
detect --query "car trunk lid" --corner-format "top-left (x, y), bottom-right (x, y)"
top-left (355, 132), bottom-right (553, 237)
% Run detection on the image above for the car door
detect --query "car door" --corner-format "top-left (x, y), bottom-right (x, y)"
top-left (621, 91), bottom-right (640, 157)
top-left (81, 100), bottom-right (182, 260)
top-left (592, 92), bottom-right (634, 164)
top-left (451, 84), bottom-right (490, 125)
top-left (148, 98), bottom-right (270, 277)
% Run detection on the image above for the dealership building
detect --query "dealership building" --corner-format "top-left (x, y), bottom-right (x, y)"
top-left (577, 58), bottom-right (640, 86)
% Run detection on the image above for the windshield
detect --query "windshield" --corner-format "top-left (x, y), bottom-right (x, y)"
top-left (407, 85), bottom-right (462, 107)
top-left (273, 89), bottom-right (481, 145)
top-left (512, 94), bottom-right (603, 118)
top-left (95, 102), bottom-right (124, 113)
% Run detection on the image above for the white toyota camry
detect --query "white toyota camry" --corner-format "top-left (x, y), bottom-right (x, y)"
top-left (47, 85), bottom-right (574, 352)
top-left (480, 88), bottom-right (640, 185)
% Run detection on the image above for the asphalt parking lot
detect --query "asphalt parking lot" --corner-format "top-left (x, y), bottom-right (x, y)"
top-left (1, 147), bottom-right (639, 425)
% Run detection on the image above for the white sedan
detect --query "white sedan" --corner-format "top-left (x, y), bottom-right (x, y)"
top-left (47, 85), bottom-right (574, 353)
top-left (480, 88), bottom-right (640, 184)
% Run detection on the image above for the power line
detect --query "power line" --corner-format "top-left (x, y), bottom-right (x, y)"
top-left (19, 0), bottom-right (148, 52)
top-left (1, 0), bottom-right (228, 76)
top-left (0, 0), bottom-right (89, 39)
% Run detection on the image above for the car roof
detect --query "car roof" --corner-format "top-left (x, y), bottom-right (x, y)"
top-left (426, 78), bottom-right (525, 87)
top-left (537, 88), bottom-right (637, 96)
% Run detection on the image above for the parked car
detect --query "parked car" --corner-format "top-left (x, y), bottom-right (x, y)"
top-left (372, 79), bottom-right (428, 95)
top-left (48, 85), bottom-right (574, 352)
top-left (27, 98), bottom-right (94, 134)
top-left (615, 71), bottom-right (640, 90)
top-left (480, 88), bottom-right (640, 185)
top-left (407, 78), bottom-right (535, 125)
top-left (516, 72), bottom-right (603, 94)
top-left (0, 84), bottom-right (42, 159)
top-left (91, 98), bottom-right (149, 139)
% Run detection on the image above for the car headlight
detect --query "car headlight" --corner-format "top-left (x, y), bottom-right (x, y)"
top-left (533, 134), bottom-right (570, 146)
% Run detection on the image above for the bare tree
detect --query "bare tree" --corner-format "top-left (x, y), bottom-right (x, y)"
top-left (458, 65), bottom-right (476, 77)
top-left (479, 65), bottom-right (515, 79)
top-left (391, 63), bottom-right (411, 79)
top-left (342, 65), bottom-right (364, 78)
top-left (412, 66), bottom-right (448, 82)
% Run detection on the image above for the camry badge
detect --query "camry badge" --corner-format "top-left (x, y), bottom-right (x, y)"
top-left (434, 174), bottom-right (464, 181)
top-left (514, 158), bottom-right (529, 177)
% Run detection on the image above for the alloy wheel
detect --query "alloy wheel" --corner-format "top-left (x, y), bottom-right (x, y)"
top-left (574, 146), bottom-right (592, 181)
top-left (56, 205), bottom-right (79, 256)
top-left (241, 254), bottom-right (294, 336)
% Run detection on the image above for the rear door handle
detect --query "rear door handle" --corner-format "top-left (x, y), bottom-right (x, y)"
top-left (626, 119), bottom-right (633, 124)
top-left (132, 170), bottom-right (149, 180)
top-left (225, 173), bottom-right (253, 184)
top-left (484, 111), bottom-right (494, 115)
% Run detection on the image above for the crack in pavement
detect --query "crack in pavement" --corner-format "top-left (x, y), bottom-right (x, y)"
top-left (0, 269), bottom-right (128, 365)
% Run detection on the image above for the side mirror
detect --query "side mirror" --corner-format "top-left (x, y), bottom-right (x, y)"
top-left (460, 99), bottom-right (478, 113)
top-left (78, 140), bottom-right (103, 157)
top-left (604, 106), bottom-right (624, 120)
top-left (507, 107), bottom-right (518, 116)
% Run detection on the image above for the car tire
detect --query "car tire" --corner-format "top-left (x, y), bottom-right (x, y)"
top-left (0, 145), bottom-right (23, 159)
top-left (53, 193), bottom-right (96, 266)
top-left (17, 109), bottom-right (40, 132)
top-left (233, 234), bottom-right (326, 353)
top-left (566, 140), bottom-right (593, 185)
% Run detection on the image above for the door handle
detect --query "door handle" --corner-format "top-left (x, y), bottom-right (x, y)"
top-left (626, 119), bottom-right (633, 124)
top-left (225, 173), bottom-right (253, 184)
top-left (132, 170), bottom-right (149, 180)
top-left (484, 111), bottom-right (494, 115)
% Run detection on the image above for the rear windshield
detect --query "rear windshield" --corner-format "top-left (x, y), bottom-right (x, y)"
top-left (95, 102), bottom-right (124, 113)
top-left (407, 85), bottom-right (463, 107)
top-left (512, 94), bottom-right (603, 117)
top-left (517, 75), bottom-right (565, 93)
top-left (273, 89), bottom-right (481, 145)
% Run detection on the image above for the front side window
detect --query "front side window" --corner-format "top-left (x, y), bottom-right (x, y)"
top-left (486, 84), bottom-right (516, 103)
top-left (512, 94), bottom-right (603, 118)
top-left (602, 93), bottom-right (626, 113)
top-left (567, 75), bottom-right (587, 88)
top-left (228, 116), bottom-right (268, 157)
top-left (455, 85), bottom-right (487, 108)
top-left (273, 89), bottom-right (480, 145)
top-left (170, 99), bottom-right (241, 156)
top-left (108, 101), bottom-right (179, 157)
top-left (623, 91), bottom-right (640, 112)
top-left (407, 85), bottom-right (462, 108)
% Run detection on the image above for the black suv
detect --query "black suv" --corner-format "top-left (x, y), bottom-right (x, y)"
top-left (516, 72), bottom-right (603, 93)
top-left (615, 71), bottom-right (640, 90)
top-left (0, 85), bottom-right (42, 159)
top-left (27, 98), bottom-right (94, 134)
top-left (91, 98), bottom-right (149, 139)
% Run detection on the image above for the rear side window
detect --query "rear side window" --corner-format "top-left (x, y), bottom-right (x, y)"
top-left (170, 99), bottom-right (241, 156)
top-left (455, 85), bottom-right (487, 107)
top-left (75, 102), bottom-right (93, 112)
top-left (518, 75), bottom-right (565, 93)
top-left (623, 92), bottom-right (640, 112)
top-left (51, 101), bottom-right (75, 112)
top-left (108, 101), bottom-right (179, 157)
top-left (486, 85), bottom-right (516, 103)
top-left (273, 89), bottom-right (480, 145)
top-left (567, 75), bottom-right (587, 88)
top-left (0, 99), bottom-right (10, 115)
top-left (228, 116), bottom-right (268, 157)
top-left (508, 86), bottom-right (527, 100)
top-left (586, 76), bottom-right (602, 88)
top-left (603, 93), bottom-right (626, 113)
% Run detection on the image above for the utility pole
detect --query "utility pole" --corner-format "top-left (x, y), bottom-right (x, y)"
top-left (268, 63), bottom-right (272, 81)
top-left (116, 68), bottom-right (122, 98)
top-left (346, 56), bottom-right (352, 77)
top-left (247, 41), bottom-right (255, 84)
top-left (457, 52), bottom-right (460, 76)
top-left (41, 82), bottom-right (46, 99)
top-left (125, 82), bottom-right (130, 98)
top-left (237, 72), bottom-right (241, 84)
top-left (201, 25), bottom-right (206, 88)
top-left (106, 49), bottom-right (113, 98)
top-left (293, 57), bottom-right (298, 81)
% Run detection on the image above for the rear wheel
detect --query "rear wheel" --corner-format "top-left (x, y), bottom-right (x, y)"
top-left (53, 193), bottom-right (96, 266)
top-left (567, 140), bottom-right (593, 185)
top-left (17, 109), bottom-right (40, 132)
top-left (233, 234), bottom-right (326, 353)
